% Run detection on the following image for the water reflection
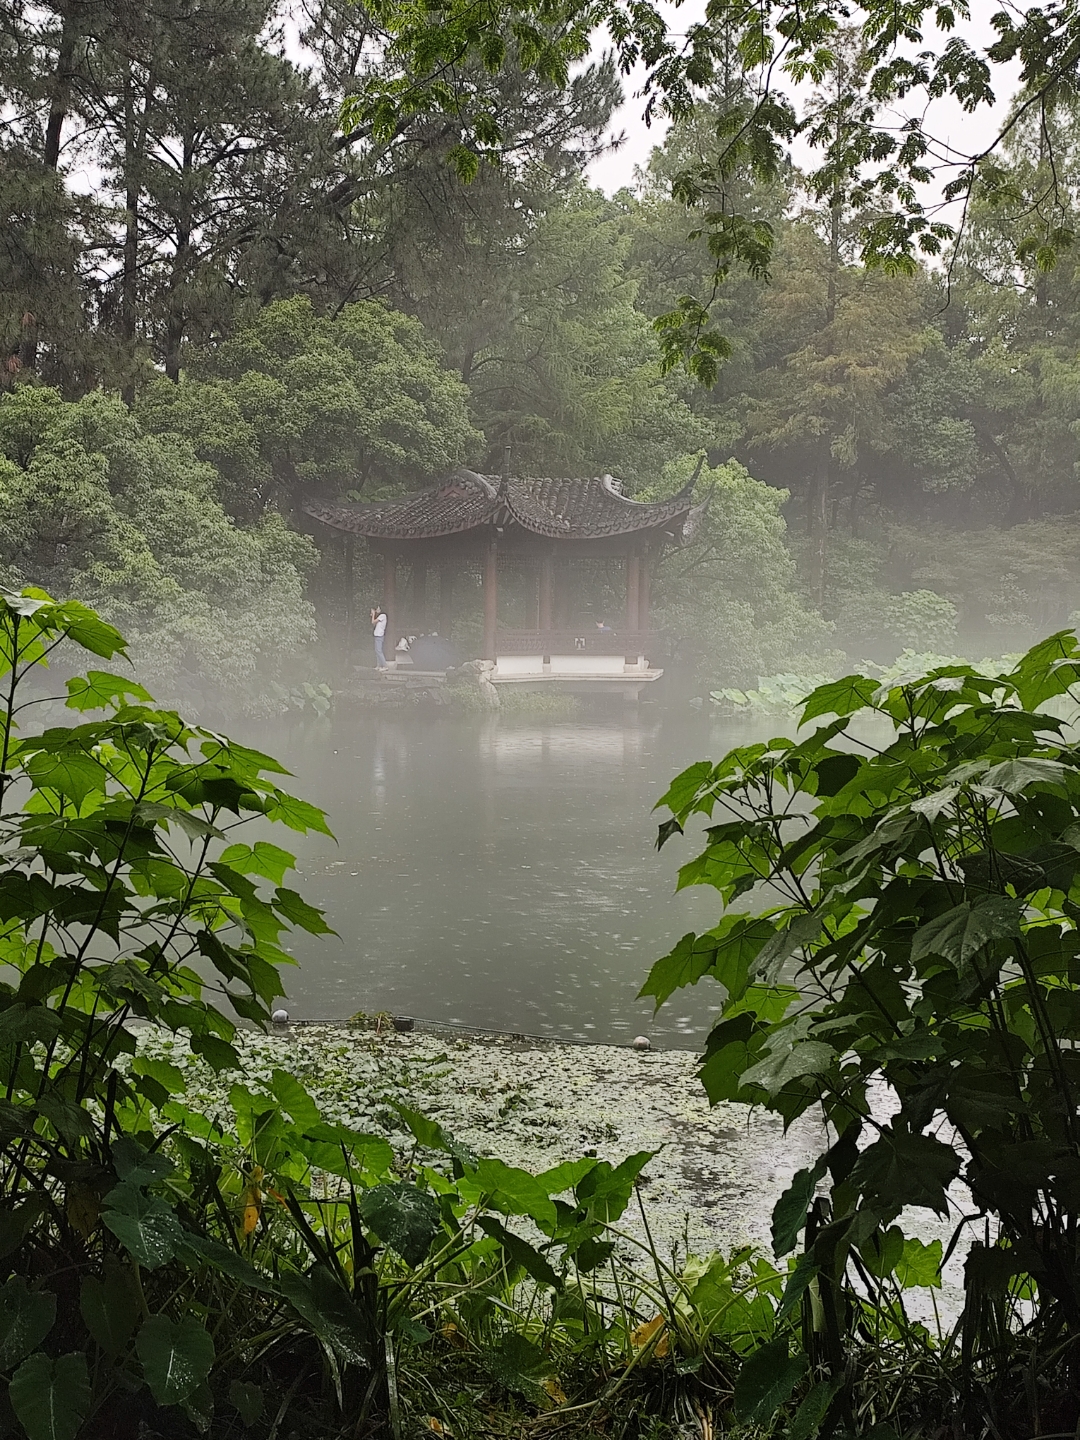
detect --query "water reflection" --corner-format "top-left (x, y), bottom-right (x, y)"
top-left (260, 709), bottom-right (765, 1046)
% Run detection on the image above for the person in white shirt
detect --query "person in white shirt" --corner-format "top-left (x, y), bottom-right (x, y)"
top-left (371, 604), bottom-right (388, 669)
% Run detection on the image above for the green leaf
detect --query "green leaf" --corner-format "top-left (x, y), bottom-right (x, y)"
top-left (112, 1135), bottom-right (176, 1187)
top-left (895, 1235), bottom-right (942, 1289)
top-left (8, 1352), bottom-right (89, 1440)
top-left (640, 916), bottom-right (774, 1008)
top-left (278, 1266), bottom-right (372, 1365)
top-left (471, 1157), bottom-right (559, 1232)
top-left (24, 749), bottom-right (106, 808)
top-left (753, 912), bottom-right (822, 984)
top-left (264, 791), bottom-right (334, 837)
top-left (771, 1158), bottom-right (827, 1257)
top-left (136, 1315), bottom-right (215, 1406)
top-left (484, 1332), bottom-right (550, 1402)
top-left (177, 1234), bottom-right (277, 1295)
top-left (80, 1261), bottom-right (140, 1357)
top-left (911, 897), bottom-right (1021, 969)
top-left (0, 1278), bottom-right (56, 1370)
top-left (573, 1151), bottom-right (654, 1223)
top-left (740, 1035), bottom-right (834, 1096)
top-left (269, 1070), bottom-right (322, 1130)
top-left (849, 1131), bottom-right (961, 1215)
top-left (218, 841), bottom-right (295, 884)
top-left (272, 886), bottom-right (333, 935)
top-left (800, 675), bottom-right (878, 724)
top-left (101, 1185), bottom-right (183, 1269)
top-left (979, 757), bottom-right (1071, 794)
top-left (733, 1337), bottom-right (807, 1423)
top-left (789, 1378), bottom-right (842, 1440)
top-left (189, 1032), bottom-right (241, 1072)
top-left (229, 1380), bottom-right (264, 1426)
top-left (358, 1182), bottom-right (442, 1265)
top-left (65, 671), bottom-right (152, 712)
top-left (476, 1216), bottom-right (561, 1288)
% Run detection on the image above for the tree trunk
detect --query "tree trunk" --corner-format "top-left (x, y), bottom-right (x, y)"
top-left (164, 133), bottom-right (194, 382)
top-left (20, 0), bottom-right (80, 373)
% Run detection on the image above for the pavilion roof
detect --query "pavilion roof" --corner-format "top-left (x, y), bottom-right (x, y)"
top-left (304, 469), bottom-right (696, 543)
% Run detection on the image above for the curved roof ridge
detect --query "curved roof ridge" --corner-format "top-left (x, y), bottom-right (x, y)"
top-left (305, 470), bottom-right (695, 542)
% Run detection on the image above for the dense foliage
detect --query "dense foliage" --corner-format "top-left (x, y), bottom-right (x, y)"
top-left (7, 0), bottom-right (1080, 693)
top-left (647, 634), bottom-right (1080, 1435)
top-left (0, 389), bottom-right (316, 713)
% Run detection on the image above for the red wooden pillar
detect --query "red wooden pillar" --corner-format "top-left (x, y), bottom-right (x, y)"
top-left (482, 536), bottom-right (498, 660)
top-left (625, 552), bottom-right (640, 636)
top-left (383, 551), bottom-right (396, 661)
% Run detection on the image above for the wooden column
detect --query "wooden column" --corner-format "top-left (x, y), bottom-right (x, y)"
top-left (438, 563), bottom-right (455, 638)
top-left (538, 551), bottom-right (554, 633)
top-left (625, 552), bottom-right (640, 636)
top-left (638, 551), bottom-right (651, 632)
top-left (382, 551), bottom-right (396, 660)
top-left (482, 537), bottom-right (498, 660)
top-left (412, 558), bottom-right (428, 630)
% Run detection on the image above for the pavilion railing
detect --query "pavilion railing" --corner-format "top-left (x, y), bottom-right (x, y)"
top-left (495, 629), bottom-right (658, 656)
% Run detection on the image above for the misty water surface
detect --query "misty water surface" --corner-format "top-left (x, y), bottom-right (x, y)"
top-left (258, 709), bottom-right (777, 1046)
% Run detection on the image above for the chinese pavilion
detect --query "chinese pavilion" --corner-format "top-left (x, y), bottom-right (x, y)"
top-left (305, 467), bottom-right (697, 681)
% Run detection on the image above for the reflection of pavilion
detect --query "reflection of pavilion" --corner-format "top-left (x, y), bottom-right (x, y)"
top-left (307, 468), bottom-right (697, 690)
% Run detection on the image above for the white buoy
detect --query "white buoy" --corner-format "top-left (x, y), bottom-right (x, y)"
top-left (632, 1035), bottom-right (651, 1051)
top-left (271, 1009), bottom-right (290, 1024)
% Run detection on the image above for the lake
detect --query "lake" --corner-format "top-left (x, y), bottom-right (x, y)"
top-left (259, 707), bottom-right (772, 1046)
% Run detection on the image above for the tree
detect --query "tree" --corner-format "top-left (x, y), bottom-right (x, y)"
top-left (137, 296), bottom-right (482, 519)
top-left (643, 454), bottom-right (833, 688)
top-left (0, 386), bottom-right (317, 711)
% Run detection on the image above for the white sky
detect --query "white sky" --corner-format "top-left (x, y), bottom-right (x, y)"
top-left (584, 1), bottom-right (1021, 204)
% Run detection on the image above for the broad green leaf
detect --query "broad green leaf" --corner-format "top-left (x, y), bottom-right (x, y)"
top-left (272, 886), bottom-right (333, 935)
top-left (978, 757), bottom-right (1071, 794)
top-left (753, 912), bottom-right (821, 984)
top-left (895, 1235), bottom-right (942, 1289)
top-left (741, 1037), bottom-right (834, 1096)
top-left (189, 1032), bottom-right (241, 1072)
top-left (101, 1185), bottom-right (183, 1268)
top-left (733, 1337), bottom-right (807, 1423)
top-left (218, 841), bottom-right (296, 884)
top-left (471, 1157), bottom-right (559, 1232)
top-left (771, 1158), bottom-right (827, 1257)
top-left (0, 1278), bottom-right (55, 1370)
top-left (639, 916), bottom-right (774, 1008)
top-left (264, 790), bottom-right (334, 837)
top-left (536, 1158), bottom-right (598, 1195)
top-left (24, 749), bottom-right (106, 807)
top-left (112, 1136), bottom-right (176, 1187)
top-left (789, 1378), bottom-right (842, 1440)
top-left (484, 1332), bottom-right (551, 1402)
top-left (800, 675), bottom-right (878, 724)
top-left (269, 1069), bottom-right (321, 1130)
top-left (65, 671), bottom-right (152, 712)
top-left (229, 1380), bottom-right (264, 1426)
top-left (573, 1151), bottom-right (654, 1223)
top-left (80, 1261), bottom-right (140, 1356)
top-left (8, 1352), bottom-right (89, 1440)
top-left (136, 1315), bottom-right (215, 1406)
top-left (477, 1216), bottom-right (561, 1288)
top-left (858, 1224), bottom-right (905, 1279)
top-left (359, 1182), bottom-right (442, 1265)
top-left (50, 600), bottom-right (127, 658)
top-left (911, 898), bottom-right (1021, 969)
top-left (849, 1131), bottom-right (961, 1215)
top-left (278, 1266), bottom-right (372, 1365)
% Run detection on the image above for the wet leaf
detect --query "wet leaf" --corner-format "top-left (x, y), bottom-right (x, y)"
top-left (9, 1352), bottom-right (89, 1440)
top-left (137, 1315), bottom-right (215, 1406)
top-left (0, 1278), bottom-right (55, 1370)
